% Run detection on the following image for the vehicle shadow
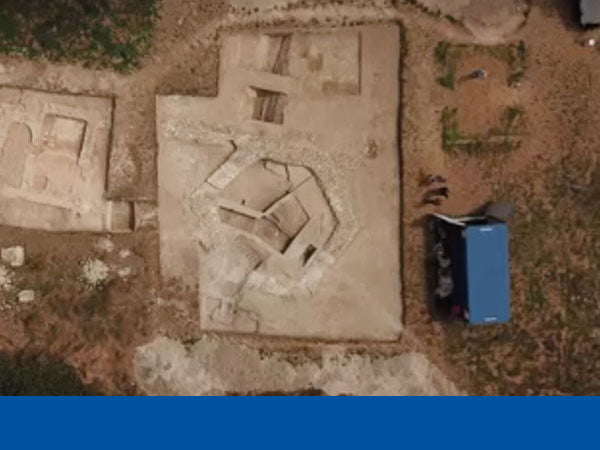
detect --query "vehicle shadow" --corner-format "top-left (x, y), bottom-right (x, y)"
top-left (0, 350), bottom-right (103, 395)
top-left (416, 203), bottom-right (495, 323)
top-left (413, 214), bottom-right (449, 322)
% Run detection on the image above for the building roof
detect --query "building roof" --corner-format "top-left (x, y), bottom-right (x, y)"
top-left (465, 223), bottom-right (511, 325)
top-left (581, 0), bottom-right (600, 25)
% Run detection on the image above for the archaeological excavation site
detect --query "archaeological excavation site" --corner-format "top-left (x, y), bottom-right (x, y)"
top-left (0, 0), bottom-right (597, 396)
top-left (157, 24), bottom-right (402, 341)
top-left (0, 2), bottom-right (420, 395)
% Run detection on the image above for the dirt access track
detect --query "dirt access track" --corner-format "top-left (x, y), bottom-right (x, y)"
top-left (1, 0), bottom-right (597, 396)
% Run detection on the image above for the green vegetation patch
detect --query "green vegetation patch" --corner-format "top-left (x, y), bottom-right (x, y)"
top-left (0, 0), bottom-right (159, 72)
top-left (434, 40), bottom-right (527, 89)
top-left (441, 105), bottom-right (524, 155)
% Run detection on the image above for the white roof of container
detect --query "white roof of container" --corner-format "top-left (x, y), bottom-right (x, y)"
top-left (582, 0), bottom-right (600, 25)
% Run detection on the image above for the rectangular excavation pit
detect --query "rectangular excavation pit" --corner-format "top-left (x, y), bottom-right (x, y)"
top-left (267, 33), bottom-right (292, 75)
top-left (251, 88), bottom-right (287, 124)
top-left (0, 87), bottom-right (129, 233)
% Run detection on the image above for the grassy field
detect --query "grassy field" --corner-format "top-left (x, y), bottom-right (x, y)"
top-left (0, 0), bottom-right (159, 72)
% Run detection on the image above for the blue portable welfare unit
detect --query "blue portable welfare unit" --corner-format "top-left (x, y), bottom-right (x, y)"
top-left (431, 214), bottom-right (511, 325)
top-left (581, 0), bottom-right (600, 26)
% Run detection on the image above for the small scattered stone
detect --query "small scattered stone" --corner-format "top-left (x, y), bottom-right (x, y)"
top-left (18, 290), bottom-right (35, 303)
top-left (94, 237), bottom-right (115, 254)
top-left (365, 138), bottom-right (379, 158)
top-left (0, 266), bottom-right (12, 291)
top-left (1, 246), bottom-right (25, 267)
top-left (82, 258), bottom-right (110, 287)
top-left (117, 267), bottom-right (133, 278)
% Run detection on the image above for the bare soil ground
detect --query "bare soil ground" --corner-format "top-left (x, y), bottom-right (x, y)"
top-left (452, 56), bottom-right (514, 134)
top-left (0, 0), bottom-right (598, 395)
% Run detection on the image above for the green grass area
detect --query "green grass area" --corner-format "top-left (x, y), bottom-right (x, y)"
top-left (434, 40), bottom-right (527, 89)
top-left (0, 0), bottom-right (159, 72)
top-left (441, 105), bottom-right (524, 155)
top-left (445, 154), bottom-right (600, 394)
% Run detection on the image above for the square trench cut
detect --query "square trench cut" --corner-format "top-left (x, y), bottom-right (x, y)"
top-left (251, 88), bottom-right (287, 124)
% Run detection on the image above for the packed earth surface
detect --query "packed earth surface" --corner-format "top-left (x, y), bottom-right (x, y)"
top-left (0, 0), bottom-right (598, 395)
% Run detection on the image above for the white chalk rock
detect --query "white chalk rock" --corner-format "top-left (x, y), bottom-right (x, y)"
top-left (117, 267), bottom-right (132, 278)
top-left (1, 246), bottom-right (25, 267)
top-left (94, 237), bottom-right (115, 254)
top-left (18, 290), bottom-right (35, 303)
top-left (82, 259), bottom-right (110, 287)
